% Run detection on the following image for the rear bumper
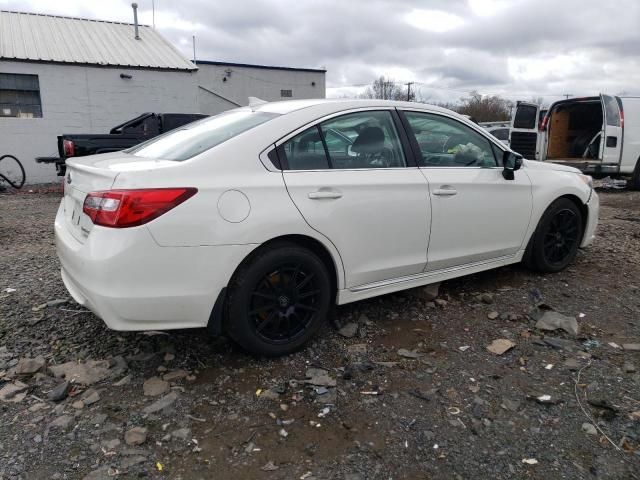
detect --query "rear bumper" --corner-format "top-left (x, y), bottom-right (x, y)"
top-left (54, 201), bottom-right (256, 331)
top-left (581, 190), bottom-right (599, 248)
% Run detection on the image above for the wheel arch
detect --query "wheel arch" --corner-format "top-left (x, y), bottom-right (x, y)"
top-left (207, 233), bottom-right (344, 337)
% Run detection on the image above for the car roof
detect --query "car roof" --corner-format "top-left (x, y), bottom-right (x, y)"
top-left (254, 98), bottom-right (460, 117)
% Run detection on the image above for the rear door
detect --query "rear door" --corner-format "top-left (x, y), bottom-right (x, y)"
top-left (280, 109), bottom-right (431, 288)
top-left (600, 94), bottom-right (623, 164)
top-left (510, 101), bottom-right (540, 159)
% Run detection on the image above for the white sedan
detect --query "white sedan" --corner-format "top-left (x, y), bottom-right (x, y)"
top-left (55, 99), bottom-right (599, 356)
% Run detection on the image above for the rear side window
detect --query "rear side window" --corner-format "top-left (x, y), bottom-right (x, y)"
top-left (603, 95), bottom-right (621, 127)
top-left (128, 110), bottom-right (279, 161)
top-left (491, 128), bottom-right (510, 140)
top-left (280, 110), bottom-right (407, 170)
top-left (513, 104), bottom-right (538, 129)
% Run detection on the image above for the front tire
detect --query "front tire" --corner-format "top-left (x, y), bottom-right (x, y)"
top-left (524, 198), bottom-right (583, 273)
top-left (225, 243), bottom-right (332, 356)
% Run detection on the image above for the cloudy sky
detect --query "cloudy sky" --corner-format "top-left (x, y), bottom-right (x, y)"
top-left (1, 0), bottom-right (639, 104)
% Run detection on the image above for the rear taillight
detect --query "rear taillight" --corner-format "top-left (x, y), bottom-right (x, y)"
top-left (63, 139), bottom-right (75, 157)
top-left (83, 188), bottom-right (197, 228)
top-left (539, 115), bottom-right (549, 132)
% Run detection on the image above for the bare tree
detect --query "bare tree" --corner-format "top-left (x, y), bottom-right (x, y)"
top-left (360, 76), bottom-right (406, 101)
top-left (456, 91), bottom-right (512, 122)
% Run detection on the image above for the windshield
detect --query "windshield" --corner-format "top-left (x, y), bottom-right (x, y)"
top-left (127, 110), bottom-right (280, 161)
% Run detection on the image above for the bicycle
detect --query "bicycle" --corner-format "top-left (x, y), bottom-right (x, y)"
top-left (0, 154), bottom-right (26, 190)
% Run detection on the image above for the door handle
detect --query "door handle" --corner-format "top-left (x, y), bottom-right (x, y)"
top-left (433, 186), bottom-right (458, 196)
top-left (308, 190), bottom-right (342, 200)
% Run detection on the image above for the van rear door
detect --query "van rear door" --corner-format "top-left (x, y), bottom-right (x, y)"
top-left (510, 101), bottom-right (540, 159)
top-left (600, 94), bottom-right (623, 165)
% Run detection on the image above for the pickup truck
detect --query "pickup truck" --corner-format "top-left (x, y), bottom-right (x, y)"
top-left (36, 112), bottom-right (208, 176)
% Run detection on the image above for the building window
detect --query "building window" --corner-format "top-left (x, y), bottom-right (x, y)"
top-left (0, 73), bottom-right (42, 118)
top-left (280, 89), bottom-right (293, 98)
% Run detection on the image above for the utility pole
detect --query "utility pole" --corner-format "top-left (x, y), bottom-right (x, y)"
top-left (405, 82), bottom-right (414, 101)
top-left (192, 35), bottom-right (196, 63)
top-left (562, 93), bottom-right (572, 99)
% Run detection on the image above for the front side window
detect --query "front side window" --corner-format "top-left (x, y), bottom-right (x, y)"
top-left (281, 110), bottom-right (407, 170)
top-left (0, 73), bottom-right (42, 118)
top-left (404, 112), bottom-right (498, 167)
top-left (128, 110), bottom-right (279, 161)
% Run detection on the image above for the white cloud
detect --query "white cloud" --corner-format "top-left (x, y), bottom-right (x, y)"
top-left (405, 9), bottom-right (466, 33)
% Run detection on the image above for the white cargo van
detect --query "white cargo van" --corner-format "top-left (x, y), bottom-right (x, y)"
top-left (510, 95), bottom-right (640, 189)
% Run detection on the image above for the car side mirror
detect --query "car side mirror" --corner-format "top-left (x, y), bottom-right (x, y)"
top-left (502, 151), bottom-right (523, 180)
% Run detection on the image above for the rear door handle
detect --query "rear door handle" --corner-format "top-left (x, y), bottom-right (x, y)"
top-left (433, 186), bottom-right (458, 196)
top-left (308, 190), bottom-right (342, 200)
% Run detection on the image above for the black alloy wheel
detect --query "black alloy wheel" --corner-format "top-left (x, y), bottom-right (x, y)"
top-left (226, 242), bottom-right (332, 356)
top-left (542, 208), bottom-right (580, 266)
top-left (249, 264), bottom-right (321, 344)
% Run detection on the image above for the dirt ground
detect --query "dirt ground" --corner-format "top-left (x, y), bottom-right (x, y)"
top-left (0, 186), bottom-right (639, 480)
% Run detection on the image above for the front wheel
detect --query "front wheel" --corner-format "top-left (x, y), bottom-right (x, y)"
top-left (524, 198), bottom-right (583, 273)
top-left (225, 243), bottom-right (332, 356)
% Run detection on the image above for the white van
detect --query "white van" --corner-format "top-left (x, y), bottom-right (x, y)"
top-left (510, 95), bottom-right (640, 188)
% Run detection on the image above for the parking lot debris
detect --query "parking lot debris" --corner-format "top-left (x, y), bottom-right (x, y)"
top-left (171, 427), bottom-right (191, 441)
top-left (0, 380), bottom-right (29, 402)
top-left (49, 360), bottom-right (112, 385)
top-left (597, 176), bottom-right (627, 189)
top-left (162, 369), bottom-right (190, 382)
top-left (4, 287), bottom-right (16, 293)
top-left (608, 342), bottom-right (622, 349)
top-left (480, 293), bottom-right (494, 304)
top-left (113, 375), bottom-right (132, 386)
top-left (346, 344), bottom-right (368, 355)
top-left (486, 339), bottom-right (515, 355)
top-left (434, 299), bottom-right (448, 307)
top-left (535, 311), bottom-right (579, 336)
top-left (412, 283), bottom-right (440, 301)
top-left (487, 311), bottom-right (499, 320)
top-left (338, 322), bottom-right (358, 338)
top-left (522, 458), bottom-right (539, 465)
top-left (258, 388), bottom-right (281, 401)
top-left (15, 356), bottom-right (46, 375)
top-left (622, 343), bottom-right (640, 351)
top-left (582, 339), bottom-right (601, 350)
top-left (397, 348), bottom-right (425, 359)
top-left (278, 428), bottom-right (288, 438)
top-left (623, 362), bottom-right (637, 373)
top-left (261, 461), bottom-right (279, 471)
top-left (304, 368), bottom-right (336, 387)
top-left (582, 423), bottom-right (598, 435)
top-left (458, 346), bottom-right (471, 352)
top-left (48, 381), bottom-right (71, 402)
top-left (563, 358), bottom-right (580, 371)
top-left (125, 427), bottom-right (148, 446)
top-left (82, 388), bottom-right (101, 405)
top-left (143, 377), bottom-right (170, 397)
top-left (407, 389), bottom-right (432, 402)
top-left (142, 392), bottom-right (178, 415)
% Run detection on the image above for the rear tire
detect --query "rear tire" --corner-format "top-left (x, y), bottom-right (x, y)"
top-left (524, 198), bottom-right (583, 273)
top-left (225, 242), bottom-right (332, 357)
top-left (631, 160), bottom-right (640, 191)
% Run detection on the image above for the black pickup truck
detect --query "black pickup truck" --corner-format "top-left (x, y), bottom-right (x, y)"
top-left (36, 112), bottom-right (208, 176)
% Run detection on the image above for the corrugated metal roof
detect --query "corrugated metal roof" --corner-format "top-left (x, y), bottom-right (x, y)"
top-left (0, 10), bottom-right (196, 71)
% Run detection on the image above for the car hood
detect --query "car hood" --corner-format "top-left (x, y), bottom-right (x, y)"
top-left (522, 159), bottom-right (582, 174)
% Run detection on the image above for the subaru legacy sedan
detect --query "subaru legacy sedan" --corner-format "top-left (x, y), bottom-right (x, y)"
top-left (55, 99), bottom-right (599, 356)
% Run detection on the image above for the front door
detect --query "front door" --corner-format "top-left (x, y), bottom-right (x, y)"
top-left (280, 110), bottom-right (431, 288)
top-left (600, 94), bottom-right (623, 165)
top-left (510, 101), bottom-right (540, 159)
top-left (401, 110), bottom-right (533, 271)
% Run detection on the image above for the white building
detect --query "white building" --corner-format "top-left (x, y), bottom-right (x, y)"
top-left (0, 10), bottom-right (326, 184)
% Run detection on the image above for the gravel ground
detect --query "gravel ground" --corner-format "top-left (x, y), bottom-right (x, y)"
top-left (1, 187), bottom-right (639, 480)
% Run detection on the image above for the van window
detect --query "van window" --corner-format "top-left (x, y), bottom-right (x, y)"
top-left (603, 95), bottom-right (621, 127)
top-left (513, 104), bottom-right (538, 129)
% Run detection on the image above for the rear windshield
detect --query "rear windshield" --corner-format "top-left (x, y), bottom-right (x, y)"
top-left (127, 110), bottom-right (279, 160)
top-left (513, 104), bottom-right (538, 129)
